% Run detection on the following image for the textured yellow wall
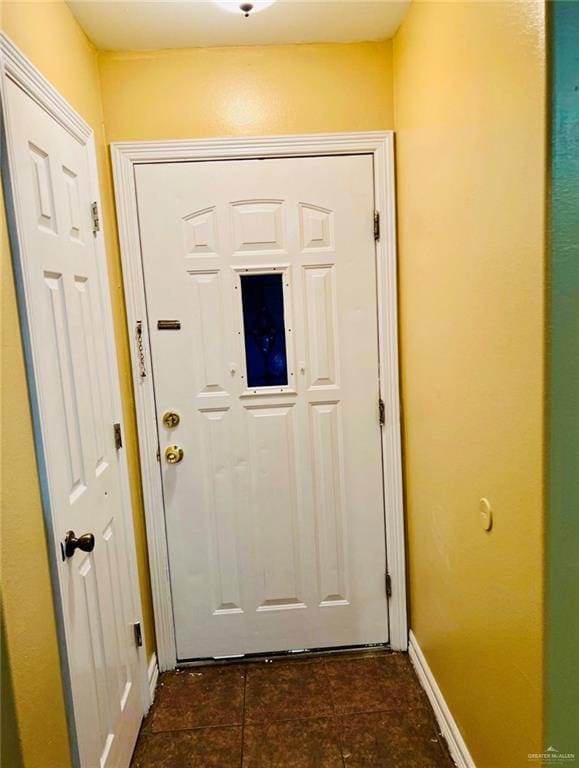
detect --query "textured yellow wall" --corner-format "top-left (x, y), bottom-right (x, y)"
top-left (98, 41), bottom-right (393, 141)
top-left (0, 3), bottom-right (154, 765)
top-left (393, 3), bottom-right (545, 766)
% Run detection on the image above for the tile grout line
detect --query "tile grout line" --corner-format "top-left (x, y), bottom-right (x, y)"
top-left (321, 655), bottom-right (348, 767)
top-left (240, 665), bottom-right (248, 767)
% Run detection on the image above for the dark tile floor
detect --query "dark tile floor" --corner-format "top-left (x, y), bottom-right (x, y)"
top-left (131, 650), bottom-right (455, 767)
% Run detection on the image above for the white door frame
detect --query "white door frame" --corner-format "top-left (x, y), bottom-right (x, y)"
top-left (0, 33), bottom-right (150, 765)
top-left (111, 131), bottom-right (407, 671)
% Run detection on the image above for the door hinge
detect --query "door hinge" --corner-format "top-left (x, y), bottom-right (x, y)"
top-left (113, 422), bottom-right (123, 450)
top-left (133, 622), bottom-right (143, 648)
top-left (385, 574), bottom-right (392, 598)
top-left (374, 210), bottom-right (380, 241)
top-left (91, 201), bottom-right (100, 235)
top-left (378, 397), bottom-right (385, 426)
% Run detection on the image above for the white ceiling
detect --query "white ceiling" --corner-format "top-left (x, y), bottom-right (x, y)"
top-left (66, 0), bottom-right (410, 51)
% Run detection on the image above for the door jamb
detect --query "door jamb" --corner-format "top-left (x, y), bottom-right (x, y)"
top-left (111, 131), bottom-right (407, 671)
top-left (0, 32), bottom-right (150, 764)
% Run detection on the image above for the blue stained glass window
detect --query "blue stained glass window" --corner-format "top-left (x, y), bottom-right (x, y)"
top-left (240, 273), bottom-right (288, 388)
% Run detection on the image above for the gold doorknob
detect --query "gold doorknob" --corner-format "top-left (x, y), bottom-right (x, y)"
top-left (165, 445), bottom-right (184, 464)
top-left (162, 410), bottom-right (180, 429)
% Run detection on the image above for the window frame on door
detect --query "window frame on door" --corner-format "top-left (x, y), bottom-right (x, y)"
top-left (0, 32), bottom-right (150, 767)
top-left (111, 132), bottom-right (407, 671)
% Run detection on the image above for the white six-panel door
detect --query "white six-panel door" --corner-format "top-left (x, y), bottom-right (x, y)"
top-left (2, 68), bottom-right (144, 766)
top-left (136, 154), bottom-right (389, 660)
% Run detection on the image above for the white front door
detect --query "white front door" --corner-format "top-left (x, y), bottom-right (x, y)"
top-left (136, 154), bottom-right (389, 660)
top-left (2, 75), bottom-right (144, 765)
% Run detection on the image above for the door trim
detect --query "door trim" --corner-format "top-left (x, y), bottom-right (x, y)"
top-left (0, 33), bottom-right (150, 765)
top-left (111, 131), bottom-right (407, 670)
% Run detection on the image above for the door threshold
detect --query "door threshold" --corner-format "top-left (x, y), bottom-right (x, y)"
top-left (176, 642), bottom-right (392, 668)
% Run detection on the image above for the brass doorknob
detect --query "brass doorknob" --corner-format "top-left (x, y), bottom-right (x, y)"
top-left (162, 410), bottom-right (180, 429)
top-left (64, 530), bottom-right (95, 559)
top-left (165, 445), bottom-right (184, 464)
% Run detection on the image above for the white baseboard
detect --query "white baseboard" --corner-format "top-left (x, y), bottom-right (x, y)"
top-left (147, 652), bottom-right (159, 706)
top-left (408, 630), bottom-right (476, 768)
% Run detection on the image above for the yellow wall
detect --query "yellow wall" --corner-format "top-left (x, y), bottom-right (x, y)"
top-left (98, 40), bottom-right (393, 141)
top-left (0, 3), bottom-right (154, 765)
top-left (393, 2), bottom-right (545, 766)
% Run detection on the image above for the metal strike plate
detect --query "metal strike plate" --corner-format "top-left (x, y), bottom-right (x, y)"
top-left (162, 410), bottom-right (180, 429)
top-left (165, 445), bottom-right (184, 464)
top-left (157, 320), bottom-right (181, 330)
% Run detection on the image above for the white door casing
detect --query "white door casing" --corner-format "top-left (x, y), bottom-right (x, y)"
top-left (1, 35), bottom-right (147, 767)
top-left (136, 154), bottom-right (388, 659)
top-left (111, 133), bottom-right (407, 670)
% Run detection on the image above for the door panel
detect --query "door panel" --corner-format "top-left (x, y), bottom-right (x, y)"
top-left (4, 76), bottom-right (143, 767)
top-left (247, 402), bottom-right (304, 610)
top-left (303, 264), bottom-right (339, 388)
top-left (136, 154), bottom-right (389, 660)
top-left (310, 400), bottom-right (348, 605)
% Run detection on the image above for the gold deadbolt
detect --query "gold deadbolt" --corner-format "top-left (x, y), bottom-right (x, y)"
top-left (162, 410), bottom-right (180, 429)
top-left (165, 445), bottom-right (184, 465)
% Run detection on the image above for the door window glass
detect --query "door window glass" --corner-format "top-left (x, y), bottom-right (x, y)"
top-left (240, 273), bottom-right (288, 387)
